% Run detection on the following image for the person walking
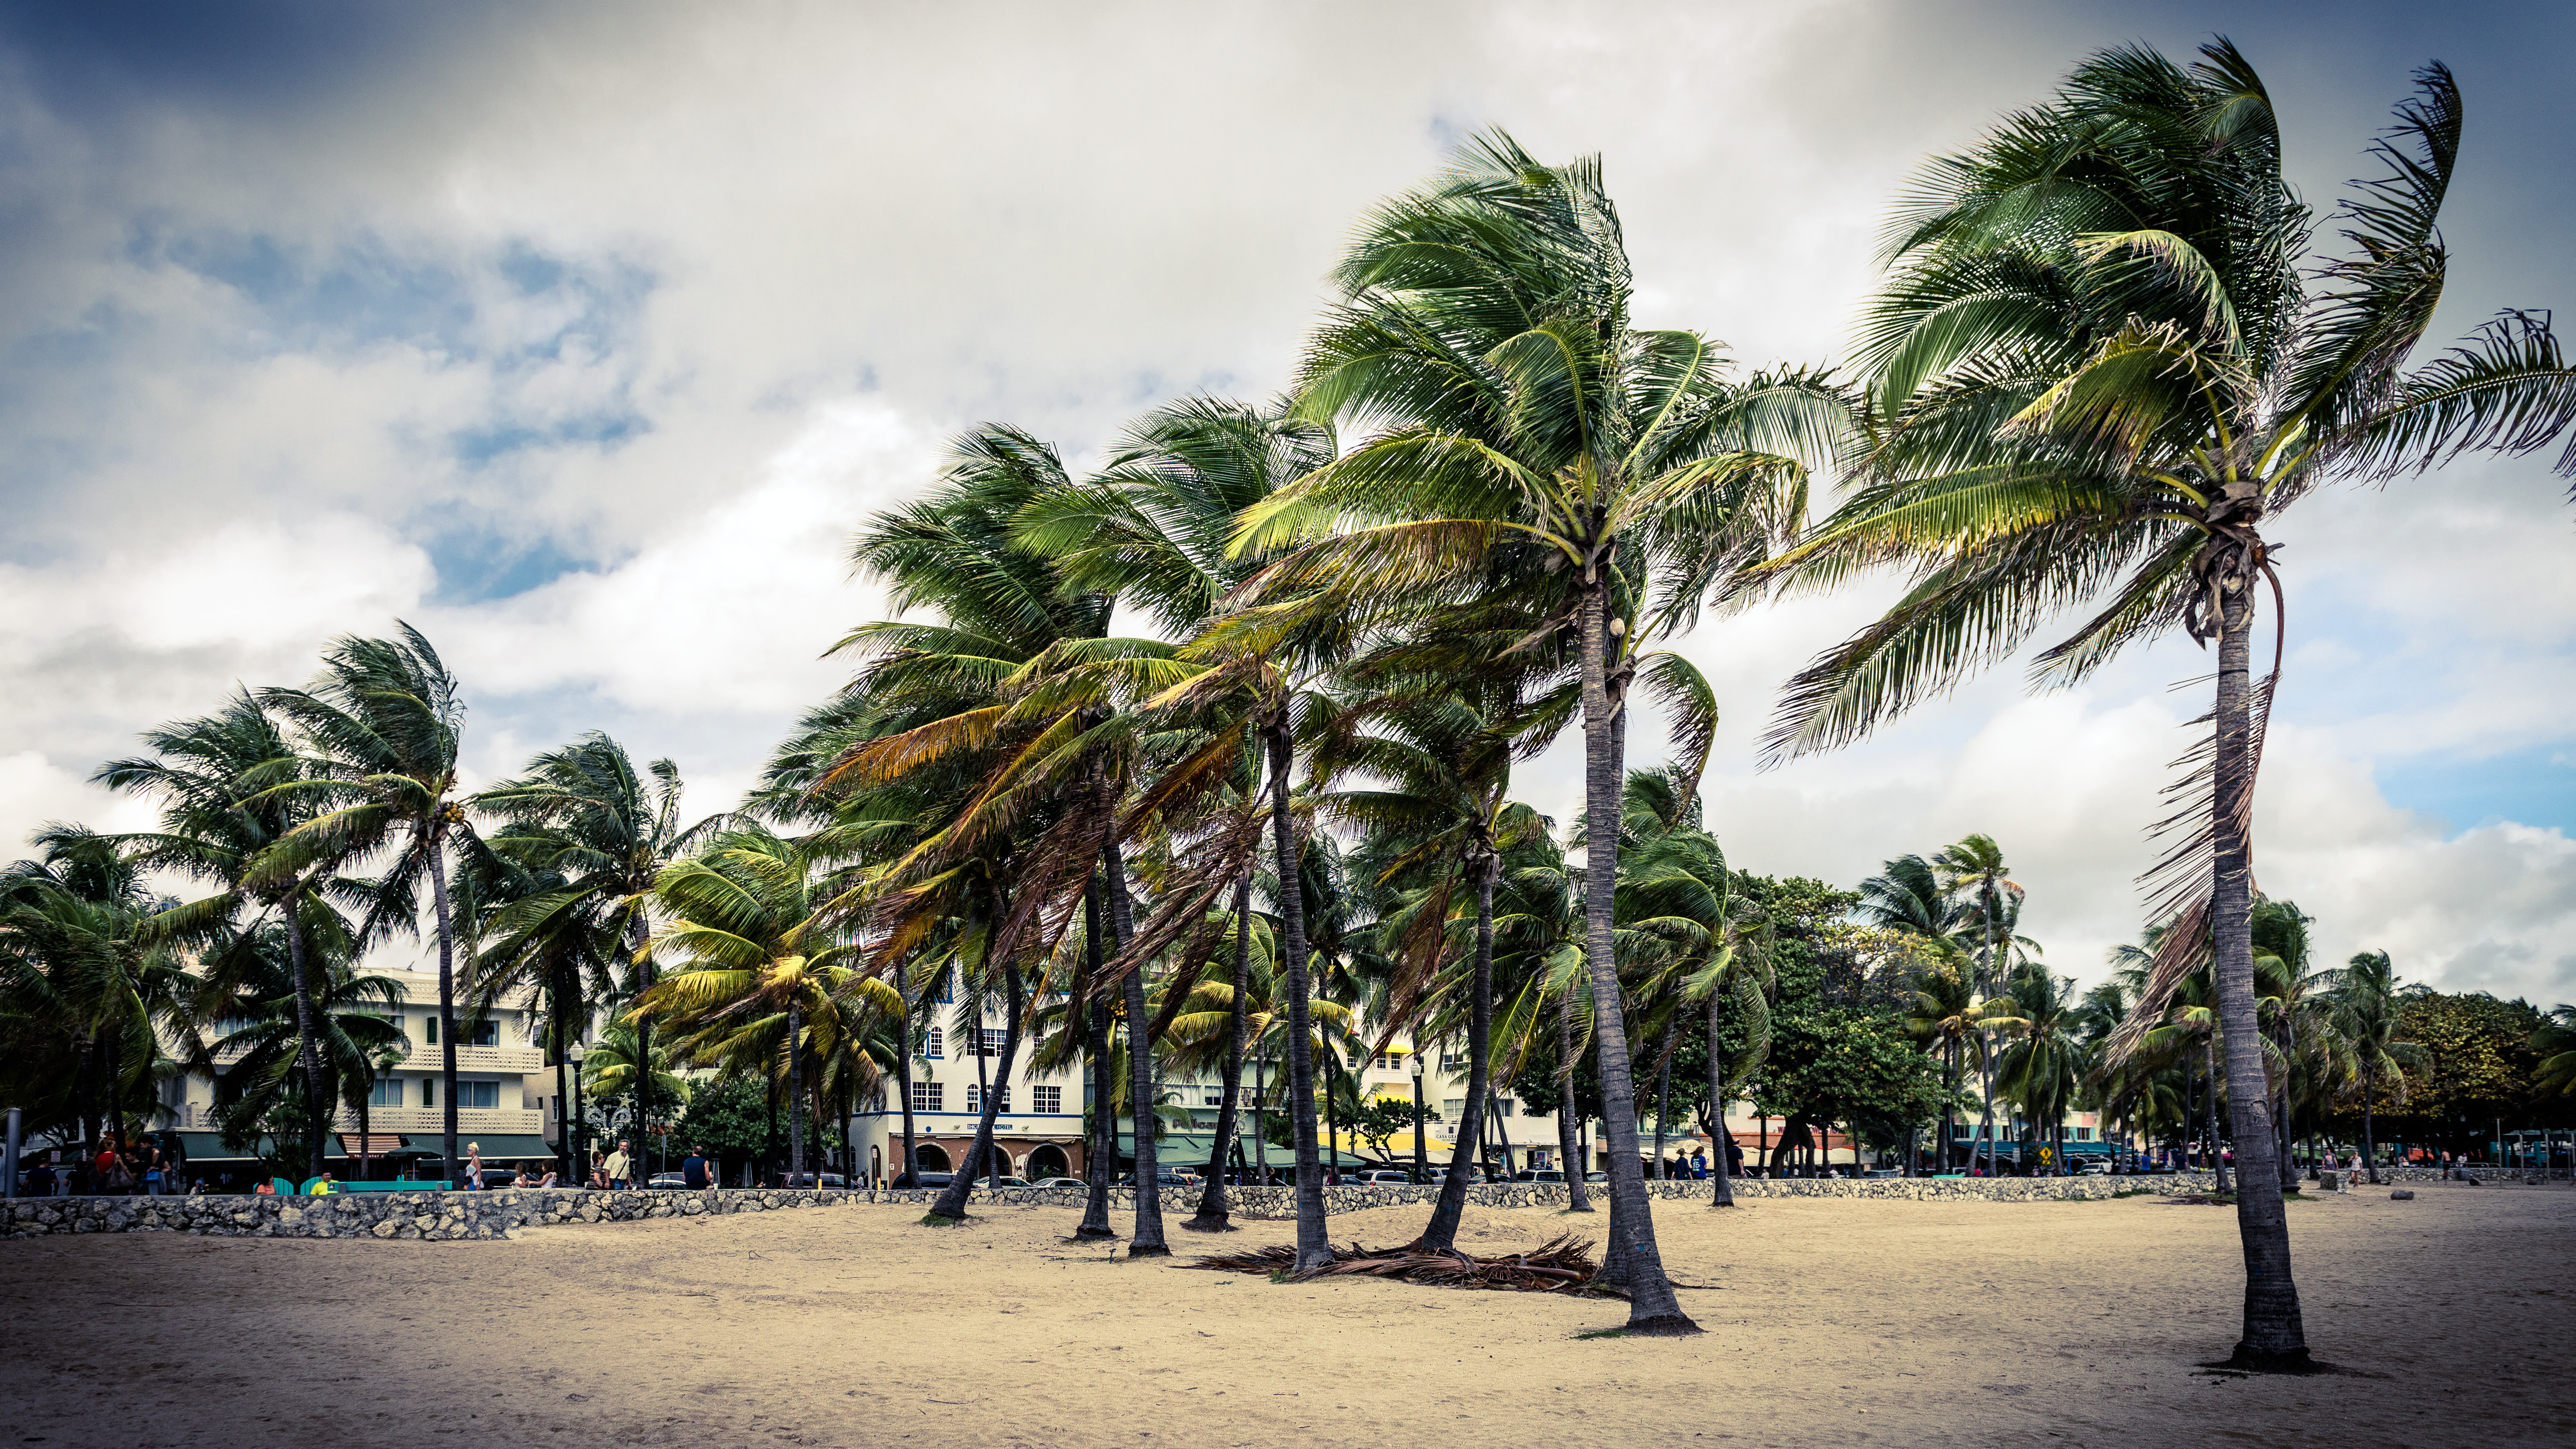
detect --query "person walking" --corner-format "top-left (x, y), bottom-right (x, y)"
top-left (463, 1142), bottom-right (485, 1190)
top-left (682, 1144), bottom-right (712, 1192)
top-left (602, 1139), bottom-right (631, 1190)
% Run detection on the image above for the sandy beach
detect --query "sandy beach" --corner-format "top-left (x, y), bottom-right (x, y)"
top-left (3, 1182), bottom-right (2567, 1448)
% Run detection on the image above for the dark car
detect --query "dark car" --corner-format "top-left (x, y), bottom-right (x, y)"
top-left (888, 1170), bottom-right (954, 1189)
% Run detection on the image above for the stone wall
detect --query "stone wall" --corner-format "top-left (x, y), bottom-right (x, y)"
top-left (26, 1168), bottom-right (2517, 1242)
top-left (0, 1186), bottom-right (858, 1240)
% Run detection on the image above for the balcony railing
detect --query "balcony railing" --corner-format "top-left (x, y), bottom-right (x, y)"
top-left (381, 1041), bottom-right (546, 1073)
top-left (336, 1106), bottom-right (543, 1135)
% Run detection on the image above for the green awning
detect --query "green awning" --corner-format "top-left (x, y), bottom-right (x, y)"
top-left (173, 1132), bottom-right (263, 1164)
top-left (408, 1134), bottom-right (558, 1162)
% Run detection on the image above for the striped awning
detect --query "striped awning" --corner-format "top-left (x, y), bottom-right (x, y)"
top-left (340, 1134), bottom-right (405, 1156)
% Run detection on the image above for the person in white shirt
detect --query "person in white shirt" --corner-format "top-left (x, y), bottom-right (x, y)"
top-left (601, 1140), bottom-right (631, 1189)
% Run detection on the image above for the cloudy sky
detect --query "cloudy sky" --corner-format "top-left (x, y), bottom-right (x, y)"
top-left (4, 0), bottom-right (2570, 1000)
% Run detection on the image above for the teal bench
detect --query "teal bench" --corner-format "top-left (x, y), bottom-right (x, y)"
top-left (331, 1180), bottom-right (452, 1192)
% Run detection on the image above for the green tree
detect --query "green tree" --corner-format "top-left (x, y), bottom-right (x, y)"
top-left (1750, 1008), bottom-right (1953, 1168)
top-left (2321, 949), bottom-right (2425, 1183)
top-left (1762, 43), bottom-right (2576, 1366)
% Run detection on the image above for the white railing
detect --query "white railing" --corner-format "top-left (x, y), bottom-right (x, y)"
top-left (337, 1106), bottom-right (543, 1135)
top-left (383, 1042), bottom-right (547, 1072)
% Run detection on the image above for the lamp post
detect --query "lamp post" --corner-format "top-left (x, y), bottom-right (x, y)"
top-left (1409, 1049), bottom-right (1428, 1185)
top-left (567, 1041), bottom-right (589, 1186)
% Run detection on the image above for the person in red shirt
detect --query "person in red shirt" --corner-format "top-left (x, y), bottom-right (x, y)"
top-left (92, 1142), bottom-right (119, 1194)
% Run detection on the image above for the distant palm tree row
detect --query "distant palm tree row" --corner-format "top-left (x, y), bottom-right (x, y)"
top-left (5, 38), bottom-right (2573, 1362)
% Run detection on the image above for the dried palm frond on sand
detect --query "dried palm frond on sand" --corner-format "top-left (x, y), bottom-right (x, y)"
top-left (1182, 1234), bottom-right (1601, 1292)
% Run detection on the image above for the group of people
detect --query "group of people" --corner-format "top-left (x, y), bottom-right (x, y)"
top-left (16, 1136), bottom-right (183, 1197)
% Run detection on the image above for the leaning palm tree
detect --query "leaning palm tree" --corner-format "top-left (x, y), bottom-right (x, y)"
top-left (1759, 43), bottom-right (2576, 1366)
top-left (253, 625), bottom-right (475, 1178)
top-left (1235, 131), bottom-right (1844, 1334)
top-left (191, 921), bottom-right (407, 1166)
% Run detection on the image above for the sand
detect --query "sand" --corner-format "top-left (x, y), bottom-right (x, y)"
top-left (3, 1182), bottom-right (2568, 1448)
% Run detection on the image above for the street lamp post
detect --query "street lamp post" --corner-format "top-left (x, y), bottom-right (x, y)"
top-left (567, 1041), bottom-right (589, 1186)
top-left (1409, 1049), bottom-right (1428, 1185)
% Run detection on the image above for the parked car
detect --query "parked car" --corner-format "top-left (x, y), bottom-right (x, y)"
top-left (2078, 1162), bottom-right (2111, 1176)
top-left (1351, 1169), bottom-right (1415, 1187)
top-left (1118, 1172), bottom-right (1196, 1188)
top-left (1584, 1170), bottom-right (1608, 1182)
top-left (645, 1171), bottom-right (689, 1190)
top-left (1513, 1169), bottom-right (1568, 1184)
top-left (779, 1172), bottom-right (847, 1189)
top-left (1032, 1177), bottom-right (1086, 1190)
top-left (887, 1170), bottom-right (954, 1189)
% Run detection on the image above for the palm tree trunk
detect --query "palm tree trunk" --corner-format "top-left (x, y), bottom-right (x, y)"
top-left (1651, 1023), bottom-right (1676, 1180)
top-left (554, 1043), bottom-right (570, 1185)
top-left (893, 956), bottom-right (917, 1194)
top-left (1417, 853), bottom-right (1496, 1252)
top-left (930, 959), bottom-right (1023, 1222)
top-left (2211, 581), bottom-right (2306, 1365)
top-left (1706, 992), bottom-right (1735, 1207)
top-left (1106, 835), bottom-right (1167, 1258)
top-left (1265, 721), bottom-right (1330, 1274)
top-left (1577, 582), bottom-right (1693, 1333)
top-left (1252, 1046), bottom-right (1270, 1185)
top-left (359, 1086), bottom-right (372, 1182)
top-left (426, 846), bottom-right (462, 1185)
top-left (282, 893), bottom-right (329, 1181)
top-left (788, 999), bottom-right (806, 1184)
top-left (2361, 1064), bottom-right (2379, 1185)
top-left (1487, 1090), bottom-right (1517, 1177)
top-left (2206, 1029), bottom-right (2229, 1193)
top-left (1559, 990), bottom-right (1592, 1210)
top-left (1074, 882), bottom-right (1117, 1237)
top-left (1188, 871), bottom-right (1254, 1231)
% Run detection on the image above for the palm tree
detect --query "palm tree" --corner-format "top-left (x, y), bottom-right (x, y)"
top-left (1933, 834), bottom-right (2021, 1175)
top-left (1761, 43), bottom-right (2576, 1366)
top-left (253, 625), bottom-right (474, 1178)
top-left (1903, 966), bottom-right (1984, 1172)
top-left (1237, 131), bottom-right (1841, 1334)
top-left (641, 827), bottom-right (898, 1194)
top-left (1019, 395), bottom-right (1337, 1235)
top-left (190, 921), bottom-right (407, 1169)
top-left (470, 733), bottom-right (722, 1185)
top-left (0, 827), bottom-right (195, 1155)
top-left (1998, 965), bottom-right (2081, 1173)
top-left (1309, 656), bottom-right (1562, 1253)
top-left (2533, 1005), bottom-right (2576, 1100)
top-left (94, 689), bottom-right (351, 1178)
top-left (2322, 949), bottom-right (2425, 1183)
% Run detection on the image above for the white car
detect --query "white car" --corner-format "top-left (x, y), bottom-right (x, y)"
top-left (1032, 1177), bottom-right (1086, 1190)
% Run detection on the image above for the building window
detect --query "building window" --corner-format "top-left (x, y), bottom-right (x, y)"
top-left (367, 1078), bottom-right (403, 1106)
top-left (1346, 1049), bottom-right (1365, 1069)
top-left (1442, 1097), bottom-right (1467, 1119)
top-left (2074, 1127), bottom-right (2093, 1142)
top-left (1440, 1052), bottom-right (1466, 1073)
top-left (424, 1015), bottom-right (437, 1044)
top-left (457, 1081), bottom-right (500, 1109)
top-left (936, 969), bottom-right (953, 1004)
top-left (924, 1027), bottom-right (943, 1059)
top-left (910, 1080), bottom-right (942, 1113)
top-left (1374, 1052), bottom-right (1398, 1071)
top-left (465, 1019), bottom-right (499, 1047)
top-left (978, 1028), bottom-right (1007, 1058)
top-left (1202, 1088), bottom-right (1225, 1106)
top-left (422, 1077), bottom-right (434, 1108)
top-left (1493, 1098), bottom-right (1515, 1117)
top-left (966, 1084), bottom-right (1008, 1115)
top-left (1032, 1085), bottom-right (1061, 1114)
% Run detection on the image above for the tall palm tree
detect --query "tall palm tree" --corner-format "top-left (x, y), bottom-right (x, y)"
top-left (1237, 131), bottom-right (1841, 1333)
top-left (471, 733), bottom-right (722, 1185)
top-left (2321, 949), bottom-right (2425, 1183)
top-left (253, 625), bottom-right (474, 1178)
top-left (1903, 966), bottom-right (1986, 1172)
top-left (1760, 43), bottom-right (2576, 1366)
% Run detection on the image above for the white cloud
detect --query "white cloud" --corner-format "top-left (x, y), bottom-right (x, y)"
top-left (0, 2), bottom-right (2570, 1005)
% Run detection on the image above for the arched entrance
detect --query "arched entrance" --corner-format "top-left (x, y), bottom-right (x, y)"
top-left (912, 1142), bottom-right (952, 1172)
top-left (1027, 1144), bottom-right (1070, 1181)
